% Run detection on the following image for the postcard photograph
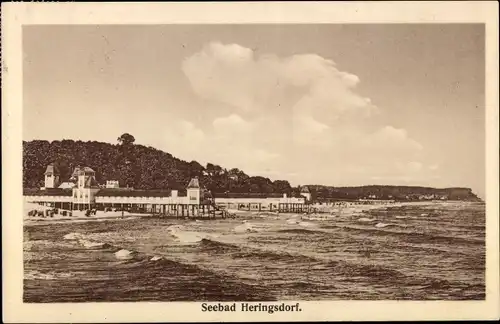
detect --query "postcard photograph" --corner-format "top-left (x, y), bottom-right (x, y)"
top-left (2, 2), bottom-right (499, 323)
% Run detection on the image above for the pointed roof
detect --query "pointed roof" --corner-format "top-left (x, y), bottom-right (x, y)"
top-left (70, 166), bottom-right (95, 179)
top-left (187, 177), bottom-right (200, 189)
top-left (84, 176), bottom-right (100, 188)
top-left (44, 164), bottom-right (60, 175)
top-left (58, 182), bottom-right (75, 189)
top-left (70, 166), bottom-right (81, 180)
top-left (300, 186), bottom-right (310, 193)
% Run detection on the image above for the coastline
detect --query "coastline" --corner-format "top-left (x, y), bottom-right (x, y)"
top-left (23, 200), bottom-right (478, 227)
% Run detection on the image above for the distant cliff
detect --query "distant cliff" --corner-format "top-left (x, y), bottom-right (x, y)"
top-left (308, 185), bottom-right (482, 202)
top-left (23, 137), bottom-right (482, 202)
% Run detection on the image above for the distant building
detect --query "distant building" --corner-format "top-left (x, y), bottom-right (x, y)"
top-left (43, 164), bottom-right (60, 189)
top-left (300, 186), bottom-right (311, 202)
top-left (106, 180), bottom-right (120, 189)
top-left (71, 166), bottom-right (100, 209)
top-left (187, 177), bottom-right (203, 204)
top-left (58, 182), bottom-right (75, 189)
top-left (25, 164), bottom-right (307, 214)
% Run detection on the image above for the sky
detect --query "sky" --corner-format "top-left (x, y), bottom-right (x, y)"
top-left (23, 24), bottom-right (485, 197)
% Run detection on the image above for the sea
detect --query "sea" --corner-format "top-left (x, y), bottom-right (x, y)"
top-left (23, 201), bottom-right (486, 302)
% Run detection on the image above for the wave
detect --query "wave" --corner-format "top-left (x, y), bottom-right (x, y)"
top-left (277, 228), bottom-right (326, 235)
top-left (234, 222), bottom-right (260, 233)
top-left (326, 260), bottom-right (407, 281)
top-left (199, 238), bottom-right (320, 264)
top-left (24, 240), bottom-right (54, 251)
top-left (375, 222), bottom-right (394, 228)
top-left (233, 249), bottom-right (320, 264)
top-left (167, 225), bottom-right (214, 244)
top-left (335, 225), bottom-right (484, 246)
top-left (115, 249), bottom-right (137, 260)
top-left (25, 270), bottom-right (75, 280)
top-left (63, 232), bottom-right (85, 240)
top-left (298, 221), bottom-right (318, 228)
top-left (358, 217), bottom-right (376, 222)
top-left (77, 239), bottom-right (113, 249)
top-left (200, 237), bottom-right (328, 266)
top-left (199, 238), bottom-right (242, 252)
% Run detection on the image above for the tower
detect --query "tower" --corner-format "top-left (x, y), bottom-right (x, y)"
top-left (44, 164), bottom-right (60, 189)
top-left (300, 186), bottom-right (311, 202)
top-left (70, 166), bottom-right (97, 189)
top-left (186, 177), bottom-right (201, 204)
top-left (71, 166), bottom-right (99, 210)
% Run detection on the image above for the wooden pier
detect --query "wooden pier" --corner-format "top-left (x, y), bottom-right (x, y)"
top-left (33, 201), bottom-right (237, 219)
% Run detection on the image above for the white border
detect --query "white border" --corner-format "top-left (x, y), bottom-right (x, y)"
top-left (2, 2), bottom-right (499, 322)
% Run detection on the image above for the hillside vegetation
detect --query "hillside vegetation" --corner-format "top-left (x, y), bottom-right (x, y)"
top-left (23, 135), bottom-right (481, 202)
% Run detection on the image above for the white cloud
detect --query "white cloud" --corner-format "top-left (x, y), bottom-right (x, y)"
top-left (429, 164), bottom-right (440, 171)
top-left (213, 114), bottom-right (253, 134)
top-left (178, 42), bottom-right (427, 185)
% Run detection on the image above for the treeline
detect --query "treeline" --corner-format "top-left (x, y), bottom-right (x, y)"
top-left (23, 135), bottom-right (481, 201)
top-left (22, 135), bottom-right (296, 195)
top-left (308, 185), bottom-right (481, 202)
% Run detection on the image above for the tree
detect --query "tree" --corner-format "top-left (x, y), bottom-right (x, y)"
top-left (117, 133), bottom-right (135, 146)
top-left (188, 161), bottom-right (205, 177)
top-left (274, 180), bottom-right (292, 193)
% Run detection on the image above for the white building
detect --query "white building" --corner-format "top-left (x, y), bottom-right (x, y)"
top-left (300, 186), bottom-right (311, 202)
top-left (25, 165), bottom-right (307, 214)
top-left (42, 164), bottom-right (60, 189)
top-left (106, 180), bottom-right (120, 189)
top-left (71, 166), bottom-right (101, 209)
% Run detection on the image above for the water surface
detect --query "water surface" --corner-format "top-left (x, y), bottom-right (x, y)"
top-left (24, 202), bottom-right (485, 302)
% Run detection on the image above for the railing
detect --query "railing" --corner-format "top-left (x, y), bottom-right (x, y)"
top-left (95, 196), bottom-right (190, 204)
top-left (24, 195), bottom-right (73, 202)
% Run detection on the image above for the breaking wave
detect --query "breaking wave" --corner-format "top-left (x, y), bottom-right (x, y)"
top-left (335, 225), bottom-right (484, 246)
top-left (276, 228), bottom-right (326, 235)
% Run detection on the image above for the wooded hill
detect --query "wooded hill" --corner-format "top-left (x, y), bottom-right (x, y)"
top-left (23, 135), bottom-right (481, 202)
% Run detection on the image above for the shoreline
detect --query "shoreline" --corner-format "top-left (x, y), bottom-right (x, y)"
top-left (23, 200), bottom-right (478, 226)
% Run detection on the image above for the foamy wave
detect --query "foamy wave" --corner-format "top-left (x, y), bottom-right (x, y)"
top-left (24, 240), bottom-right (50, 251)
top-left (375, 222), bottom-right (393, 228)
top-left (298, 221), bottom-right (318, 228)
top-left (115, 249), bottom-right (136, 260)
top-left (167, 225), bottom-right (213, 243)
top-left (150, 256), bottom-right (163, 261)
top-left (64, 232), bottom-right (85, 240)
top-left (303, 215), bottom-right (331, 221)
top-left (78, 239), bottom-right (108, 248)
top-left (358, 217), bottom-right (376, 223)
top-left (234, 222), bottom-right (260, 233)
top-left (25, 270), bottom-right (74, 280)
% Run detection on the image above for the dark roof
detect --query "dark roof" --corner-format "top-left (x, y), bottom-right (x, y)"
top-left (44, 164), bottom-right (60, 175)
top-left (187, 177), bottom-right (200, 189)
top-left (95, 188), bottom-right (173, 197)
top-left (70, 166), bottom-right (80, 178)
top-left (23, 188), bottom-right (73, 196)
top-left (213, 192), bottom-right (284, 199)
top-left (85, 176), bottom-right (100, 188)
top-left (300, 186), bottom-right (310, 193)
top-left (213, 192), bottom-right (305, 199)
top-left (71, 166), bottom-right (95, 179)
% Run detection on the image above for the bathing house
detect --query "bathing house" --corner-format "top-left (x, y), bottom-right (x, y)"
top-left (24, 164), bottom-right (311, 216)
